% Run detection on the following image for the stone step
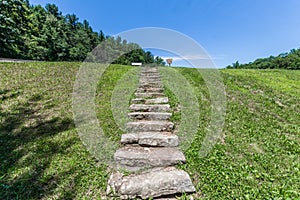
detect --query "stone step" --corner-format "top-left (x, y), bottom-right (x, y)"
top-left (140, 75), bottom-right (161, 79)
top-left (128, 112), bottom-right (171, 120)
top-left (140, 77), bottom-right (161, 81)
top-left (126, 121), bottom-right (174, 132)
top-left (140, 71), bottom-right (160, 74)
top-left (114, 147), bottom-right (186, 171)
top-left (129, 104), bottom-right (171, 112)
top-left (139, 84), bottom-right (163, 90)
top-left (145, 97), bottom-right (169, 104)
top-left (136, 87), bottom-right (164, 93)
top-left (141, 68), bottom-right (158, 72)
top-left (121, 132), bottom-right (178, 147)
top-left (139, 80), bottom-right (162, 85)
top-left (141, 69), bottom-right (159, 72)
top-left (135, 92), bottom-right (165, 98)
top-left (140, 73), bottom-right (160, 76)
top-left (139, 78), bottom-right (162, 84)
top-left (107, 167), bottom-right (195, 199)
top-left (139, 81), bottom-right (162, 85)
top-left (131, 97), bottom-right (169, 104)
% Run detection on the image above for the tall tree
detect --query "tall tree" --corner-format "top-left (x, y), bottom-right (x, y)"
top-left (0, 1), bottom-right (163, 64)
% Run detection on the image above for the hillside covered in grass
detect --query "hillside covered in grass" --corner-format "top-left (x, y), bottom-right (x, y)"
top-left (0, 62), bottom-right (299, 199)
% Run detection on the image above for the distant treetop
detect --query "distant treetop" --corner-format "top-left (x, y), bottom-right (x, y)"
top-left (227, 48), bottom-right (300, 70)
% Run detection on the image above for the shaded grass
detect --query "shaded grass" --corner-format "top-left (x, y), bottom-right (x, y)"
top-left (0, 62), bottom-right (129, 199)
top-left (0, 62), bottom-right (299, 199)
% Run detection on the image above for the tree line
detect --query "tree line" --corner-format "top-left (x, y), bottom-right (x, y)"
top-left (0, 0), bottom-right (165, 65)
top-left (227, 48), bottom-right (300, 70)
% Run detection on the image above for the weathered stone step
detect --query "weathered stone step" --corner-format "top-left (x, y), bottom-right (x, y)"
top-left (114, 147), bottom-right (186, 171)
top-left (139, 81), bottom-right (162, 85)
top-left (136, 87), bottom-right (164, 93)
top-left (130, 104), bottom-right (171, 112)
top-left (128, 112), bottom-right (171, 120)
top-left (107, 167), bottom-right (195, 199)
top-left (140, 75), bottom-right (161, 79)
top-left (140, 71), bottom-right (160, 74)
top-left (146, 97), bottom-right (169, 104)
top-left (121, 132), bottom-right (178, 147)
top-left (141, 68), bottom-right (159, 72)
top-left (139, 78), bottom-right (162, 84)
top-left (140, 78), bottom-right (161, 82)
top-left (139, 80), bottom-right (162, 84)
top-left (141, 68), bottom-right (158, 72)
top-left (135, 92), bottom-right (165, 98)
top-left (126, 121), bottom-right (174, 132)
top-left (132, 97), bottom-right (169, 104)
top-left (140, 73), bottom-right (159, 76)
top-left (140, 73), bottom-right (160, 76)
top-left (139, 84), bottom-right (163, 90)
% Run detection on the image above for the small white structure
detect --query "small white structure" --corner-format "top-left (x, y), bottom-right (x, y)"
top-left (131, 62), bottom-right (142, 66)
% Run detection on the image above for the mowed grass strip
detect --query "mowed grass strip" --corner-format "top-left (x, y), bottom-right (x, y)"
top-left (0, 63), bottom-right (299, 199)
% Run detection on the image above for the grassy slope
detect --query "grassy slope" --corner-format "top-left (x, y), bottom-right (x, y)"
top-left (176, 68), bottom-right (299, 199)
top-left (0, 63), bottom-right (299, 199)
top-left (0, 62), bottom-right (132, 199)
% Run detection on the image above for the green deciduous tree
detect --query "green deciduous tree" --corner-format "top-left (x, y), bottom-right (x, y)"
top-left (0, 0), bottom-right (162, 64)
top-left (226, 49), bottom-right (300, 70)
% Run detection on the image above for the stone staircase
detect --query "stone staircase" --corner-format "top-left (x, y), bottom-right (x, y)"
top-left (107, 67), bottom-right (195, 199)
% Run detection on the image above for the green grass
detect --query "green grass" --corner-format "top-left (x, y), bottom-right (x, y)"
top-left (0, 62), bottom-right (131, 199)
top-left (0, 63), bottom-right (299, 199)
top-left (178, 68), bottom-right (300, 199)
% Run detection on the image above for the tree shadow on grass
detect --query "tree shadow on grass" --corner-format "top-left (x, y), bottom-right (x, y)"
top-left (0, 92), bottom-right (90, 199)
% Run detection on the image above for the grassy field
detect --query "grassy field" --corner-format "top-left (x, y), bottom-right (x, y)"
top-left (0, 62), bottom-right (299, 199)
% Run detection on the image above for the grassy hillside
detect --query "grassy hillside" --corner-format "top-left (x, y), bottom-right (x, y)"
top-left (0, 62), bottom-right (299, 199)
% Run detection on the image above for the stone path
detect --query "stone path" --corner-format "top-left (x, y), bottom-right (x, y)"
top-left (107, 67), bottom-right (195, 199)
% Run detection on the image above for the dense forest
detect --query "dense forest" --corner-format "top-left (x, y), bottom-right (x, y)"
top-left (227, 48), bottom-right (300, 70)
top-left (0, 0), bottom-right (165, 65)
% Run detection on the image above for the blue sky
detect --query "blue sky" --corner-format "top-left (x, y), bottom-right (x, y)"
top-left (30, 0), bottom-right (300, 68)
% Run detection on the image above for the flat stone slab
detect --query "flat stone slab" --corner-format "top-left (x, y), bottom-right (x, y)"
top-left (140, 72), bottom-right (160, 78)
top-left (139, 78), bottom-right (161, 82)
top-left (121, 132), bottom-right (179, 147)
top-left (140, 76), bottom-right (161, 80)
top-left (136, 87), bottom-right (164, 93)
top-left (128, 112), bottom-right (172, 120)
top-left (114, 147), bottom-right (186, 171)
top-left (126, 121), bottom-right (174, 132)
top-left (140, 76), bottom-right (161, 79)
top-left (140, 68), bottom-right (159, 73)
top-left (139, 79), bottom-right (162, 84)
top-left (145, 97), bottom-right (169, 104)
top-left (139, 82), bottom-right (163, 88)
top-left (131, 97), bottom-right (169, 104)
top-left (107, 167), bottom-right (195, 199)
top-left (135, 92), bottom-right (165, 98)
top-left (129, 104), bottom-right (171, 112)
